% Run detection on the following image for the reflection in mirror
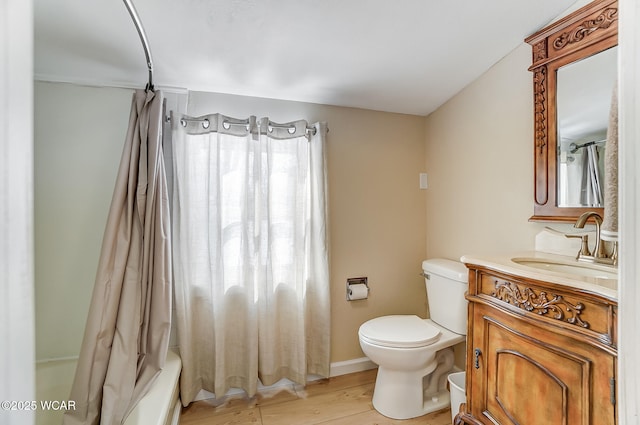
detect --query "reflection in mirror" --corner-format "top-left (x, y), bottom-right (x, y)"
top-left (556, 46), bottom-right (617, 208)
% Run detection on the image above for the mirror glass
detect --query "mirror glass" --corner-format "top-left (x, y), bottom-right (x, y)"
top-left (556, 46), bottom-right (617, 207)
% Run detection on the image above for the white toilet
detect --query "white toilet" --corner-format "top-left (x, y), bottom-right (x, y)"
top-left (358, 258), bottom-right (468, 420)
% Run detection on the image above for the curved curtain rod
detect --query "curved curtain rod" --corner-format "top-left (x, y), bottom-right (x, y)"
top-left (122, 0), bottom-right (154, 91)
top-left (569, 139), bottom-right (606, 153)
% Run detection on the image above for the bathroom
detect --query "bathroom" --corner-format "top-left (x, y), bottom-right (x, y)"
top-left (2, 0), bottom-right (639, 424)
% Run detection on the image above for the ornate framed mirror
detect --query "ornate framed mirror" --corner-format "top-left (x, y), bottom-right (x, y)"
top-left (526, 0), bottom-right (618, 222)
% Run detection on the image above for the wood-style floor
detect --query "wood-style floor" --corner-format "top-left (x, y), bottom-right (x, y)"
top-left (179, 369), bottom-right (452, 425)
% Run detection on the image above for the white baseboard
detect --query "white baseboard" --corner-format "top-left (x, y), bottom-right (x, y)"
top-left (329, 356), bottom-right (377, 377)
top-left (193, 357), bottom-right (377, 402)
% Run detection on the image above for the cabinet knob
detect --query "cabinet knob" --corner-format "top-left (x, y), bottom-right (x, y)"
top-left (474, 348), bottom-right (482, 369)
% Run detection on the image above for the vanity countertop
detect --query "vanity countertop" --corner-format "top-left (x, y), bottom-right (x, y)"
top-left (460, 251), bottom-right (618, 301)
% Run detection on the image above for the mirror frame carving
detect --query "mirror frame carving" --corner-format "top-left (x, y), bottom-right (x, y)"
top-left (526, 0), bottom-right (618, 222)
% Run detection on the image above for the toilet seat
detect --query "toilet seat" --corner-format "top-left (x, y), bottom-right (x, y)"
top-left (359, 315), bottom-right (441, 348)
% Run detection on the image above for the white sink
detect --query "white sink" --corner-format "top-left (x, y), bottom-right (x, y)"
top-left (511, 257), bottom-right (618, 280)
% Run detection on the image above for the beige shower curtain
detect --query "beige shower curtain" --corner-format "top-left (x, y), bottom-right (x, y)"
top-left (64, 89), bottom-right (171, 425)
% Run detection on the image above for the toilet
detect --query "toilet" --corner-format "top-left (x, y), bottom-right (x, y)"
top-left (358, 258), bottom-right (468, 420)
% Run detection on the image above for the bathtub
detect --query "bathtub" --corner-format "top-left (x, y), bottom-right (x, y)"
top-left (35, 350), bottom-right (182, 425)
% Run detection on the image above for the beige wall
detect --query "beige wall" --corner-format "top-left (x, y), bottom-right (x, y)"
top-left (424, 43), bottom-right (576, 261)
top-left (34, 83), bottom-right (427, 363)
top-left (422, 1), bottom-right (591, 261)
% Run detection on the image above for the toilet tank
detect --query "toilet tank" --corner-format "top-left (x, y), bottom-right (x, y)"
top-left (422, 259), bottom-right (469, 335)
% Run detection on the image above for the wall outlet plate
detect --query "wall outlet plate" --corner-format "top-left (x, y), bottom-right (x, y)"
top-left (420, 173), bottom-right (428, 189)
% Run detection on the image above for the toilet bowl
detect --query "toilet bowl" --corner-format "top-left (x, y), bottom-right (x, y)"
top-left (358, 259), bottom-right (468, 420)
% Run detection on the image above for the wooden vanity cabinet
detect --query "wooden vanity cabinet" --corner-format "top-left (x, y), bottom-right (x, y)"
top-left (455, 265), bottom-right (617, 425)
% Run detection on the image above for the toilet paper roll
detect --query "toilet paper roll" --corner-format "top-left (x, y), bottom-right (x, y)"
top-left (347, 283), bottom-right (368, 301)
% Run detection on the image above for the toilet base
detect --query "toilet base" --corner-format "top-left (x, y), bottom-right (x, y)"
top-left (371, 365), bottom-right (454, 420)
top-left (373, 379), bottom-right (452, 420)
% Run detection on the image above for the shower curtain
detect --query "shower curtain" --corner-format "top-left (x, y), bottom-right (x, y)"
top-left (64, 89), bottom-right (171, 425)
top-left (580, 144), bottom-right (604, 207)
top-left (172, 114), bottom-right (330, 405)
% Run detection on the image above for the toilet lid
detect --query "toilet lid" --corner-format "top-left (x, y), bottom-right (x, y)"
top-left (359, 315), bottom-right (441, 348)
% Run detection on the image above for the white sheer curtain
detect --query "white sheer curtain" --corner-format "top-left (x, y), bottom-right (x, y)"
top-left (172, 114), bottom-right (330, 405)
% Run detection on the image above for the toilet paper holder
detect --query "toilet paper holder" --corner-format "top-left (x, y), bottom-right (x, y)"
top-left (346, 277), bottom-right (369, 301)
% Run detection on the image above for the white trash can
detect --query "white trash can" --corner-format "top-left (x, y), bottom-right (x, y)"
top-left (448, 371), bottom-right (466, 423)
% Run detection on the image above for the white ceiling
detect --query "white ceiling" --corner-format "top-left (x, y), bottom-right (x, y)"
top-left (35, 0), bottom-right (578, 116)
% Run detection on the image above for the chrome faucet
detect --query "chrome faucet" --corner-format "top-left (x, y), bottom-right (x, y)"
top-left (571, 211), bottom-right (615, 264)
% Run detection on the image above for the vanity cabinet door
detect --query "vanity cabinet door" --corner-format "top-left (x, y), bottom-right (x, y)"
top-left (468, 303), bottom-right (616, 425)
